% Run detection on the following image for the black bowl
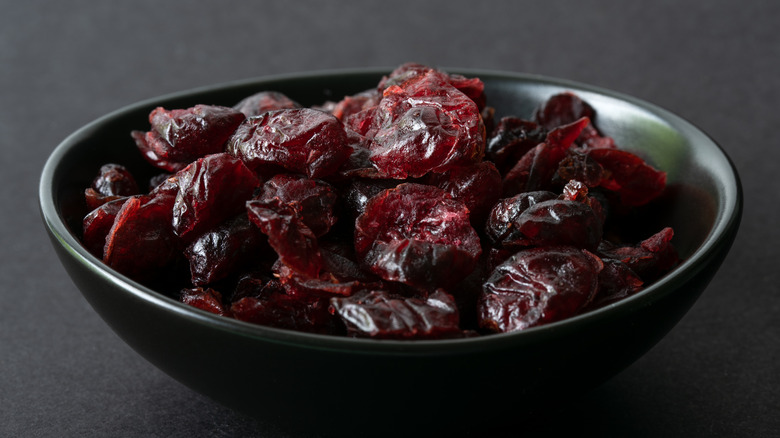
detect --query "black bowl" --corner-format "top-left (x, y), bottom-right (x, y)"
top-left (40, 69), bottom-right (742, 437)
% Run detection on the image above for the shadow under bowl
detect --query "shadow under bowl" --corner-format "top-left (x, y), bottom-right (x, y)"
top-left (40, 69), bottom-right (742, 437)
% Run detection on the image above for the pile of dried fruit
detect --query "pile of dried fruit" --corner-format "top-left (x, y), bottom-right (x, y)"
top-left (81, 63), bottom-right (678, 339)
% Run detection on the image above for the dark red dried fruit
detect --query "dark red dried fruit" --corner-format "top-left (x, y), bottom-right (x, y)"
top-left (184, 214), bottom-right (269, 286)
top-left (180, 287), bottom-right (230, 316)
top-left (587, 258), bottom-right (644, 309)
top-left (597, 227), bottom-right (679, 281)
top-left (379, 63), bottom-right (486, 110)
top-left (231, 293), bottom-right (338, 335)
top-left (484, 191), bottom-right (557, 245)
top-left (233, 91), bottom-right (301, 117)
top-left (354, 183), bottom-right (481, 291)
top-left (246, 200), bottom-right (323, 279)
top-left (172, 153), bottom-right (261, 241)
top-left (103, 193), bottom-right (178, 282)
top-left (486, 117), bottom-right (546, 174)
top-left (319, 88), bottom-right (382, 121)
top-left (535, 92), bottom-right (596, 130)
top-left (478, 246), bottom-right (603, 332)
top-left (587, 148), bottom-right (667, 207)
top-left (367, 70), bottom-right (485, 178)
top-left (426, 161), bottom-right (503, 227)
top-left (253, 174), bottom-right (339, 237)
top-left (85, 164), bottom-right (140, 209)
top-left (329, 289), bottom-right (462, 339)
top-left (132, 105), bottom-right (245, 171)
top-left (502, 117), bottom-right (589, 195)
top-left (226, 108), bottom-right (352, 179)
top-left (82, 197), bottom-right (129, 257)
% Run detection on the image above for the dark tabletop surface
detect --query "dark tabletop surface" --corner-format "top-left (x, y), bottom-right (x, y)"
top-left (2, 1), bottom-right (778, 436)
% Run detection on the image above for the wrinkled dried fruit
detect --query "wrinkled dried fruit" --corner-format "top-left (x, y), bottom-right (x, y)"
top-left (367, 70), bottom-right (485, 178)
top-left (233, 91), bottom-right (301, 117)
top-left (226, 108), bottom-right (352, 179)
top-left (180, 287), bottom-right (230, 316)
top-left (479, 246), bottom-right (603, 332)
top-left (184, 214), bottom-right (268, 286)
top-left (330, 289), bottom-right (462, 339)
top-left (354, 183), bottom-right (481, 291)
top-left (82, 63), bottom-right (680, 338)
top-left (103, 193), bottom-right (178, 282)
top-left (172, 153), bottom-right (261, 241)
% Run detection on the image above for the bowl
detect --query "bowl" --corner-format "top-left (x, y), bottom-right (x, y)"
top-left (40, 68), bottom-right (742, 436)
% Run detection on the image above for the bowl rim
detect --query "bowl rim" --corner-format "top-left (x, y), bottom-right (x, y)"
top-left (39, 67), bottom-right (743, 355)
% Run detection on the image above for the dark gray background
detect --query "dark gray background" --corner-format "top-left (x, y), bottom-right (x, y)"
top-left (2, 1), bottom-right (778, 436)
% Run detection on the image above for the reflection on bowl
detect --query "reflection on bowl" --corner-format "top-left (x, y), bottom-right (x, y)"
top-left (40, 69), bottom-right (741, 437)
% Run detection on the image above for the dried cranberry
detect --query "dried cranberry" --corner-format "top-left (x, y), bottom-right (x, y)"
top-left (231, 293), bottom-right (338, 335)
top-left (180, 287), bottom-right (230, 316)
top-left (233, 91), bottom-right (301, 117)
top-left (329, 289), bottom-right (462, 339)
top-left (82, 197), bottom-right (129, 257)
top-left (103, 193), bottom-right (178, 282)
top-left (367, 70), bottom-right (485, 178)
top-left (354, 183), bottom-right (481, 291)
top-left (486, 117), bottom-right (546, 174)
top-left (484, 191), bottom-right (558, 246)
top-left (246, 200), bottom-right (323, 279)
top-left (85, 164), bottom-right (139, 209)
top-left (253, 174), bottom-right (339, 237)
top-left (587, 148), bottom-right (666, 207)
top-left (379, 63), bottom-right (486, 110)
top-left (478, 246), bottom-right (603, 332)
top-left (226, 108), bottom-right (352, 179)
top-left (587, 258), bottom-right (644, 309)
top-left (184, 214), bottom-right (269, 286)
top-left (534, 92), bottom-right (596, 130)
top-left (597, 227), bottom-right (678, 281)
top-left (132, 105), bottom-right (245, 171)
top-left (426, 161), bottom-right (503, 227)
top-left (502, 117), bottom-right (589, 195)
top-left (319, 88), bottom-right (382, 121)
top-left (172, 153), bottom-right (261, 241)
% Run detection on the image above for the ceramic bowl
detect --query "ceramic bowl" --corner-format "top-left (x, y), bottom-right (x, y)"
top-left (40, 69), bottom-right (742, 437)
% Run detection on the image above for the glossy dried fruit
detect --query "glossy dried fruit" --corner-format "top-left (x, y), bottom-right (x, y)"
top-left (426, 161), bottom-right (503, 227)
top-left (502, 117), bottom-right (589, 195)
top-left (233, 91), bottom-right (301, 117)
top-left (103, 193), bottom-right (179, 282)
top-left (354, 183), bottom-right (481, 291)
top-left (180, 287), bottom-right (230, 316)
top-left (367, 70), bottom-right (485, 178)
top-left (486, 117), bottom-right (546, 174)
top-left (329, 289), bottom-right (462, 339)
top-left (184, 214), bottom-right (268, 286)
top-left (172, 153), bottom-right (261, 241)
top-left (478, 246), bottom-right (603, 332)
top-left (82, 197), bottom-right (128, 257)
top-left (84, 164), bottom-right (139, 209)
top-left (226, 108), bottom-right (352, 179)
top-left (81, 63), bottom-right (680, 338)
top-left (597, 227), bottom-right (679, 281)
top-left (254, 174), bottom-right (339, 237)
top-left (132, 104), bottom-right (245, 171)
